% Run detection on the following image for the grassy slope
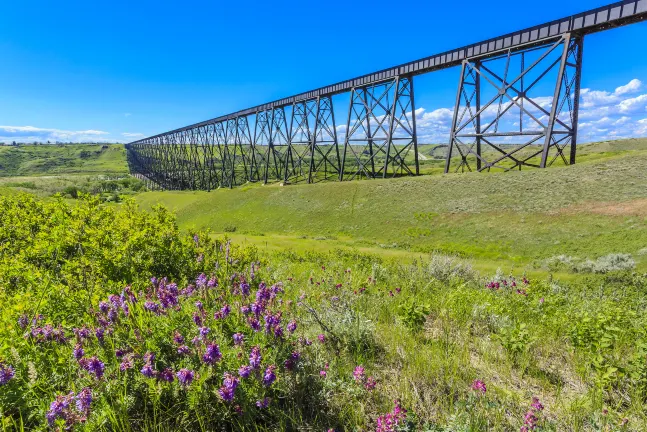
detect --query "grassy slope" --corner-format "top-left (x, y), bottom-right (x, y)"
top-left (0, 144), bottom-right (127, 176)
top-left (136, 139), bottom-right (647, 274)
top-left (0, 143), bottom-right (129, 196)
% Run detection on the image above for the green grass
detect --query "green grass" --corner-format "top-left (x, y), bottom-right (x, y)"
top-left (0, 143), bottom-right (127, 176)
top-left (136, 139), bottom-right (647, 275)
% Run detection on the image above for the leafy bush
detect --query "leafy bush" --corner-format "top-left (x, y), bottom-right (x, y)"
top-left (398, 299), bottom-right (430, 332)
top-left (574, 253), bottom-right (636, 274)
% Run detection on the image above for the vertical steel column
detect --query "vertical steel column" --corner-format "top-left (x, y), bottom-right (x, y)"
top-left (410, 77), bottom-right (419, 176)
top-left (445, 61), bottom-right (467, 174)
top-left (383, 76), bottom-right (400, 178)
top-left (540, 34), bottom-right (571, 168)
top-left (474, 60), bottom-right (482, 171)
top-left (570, 36), bottom-right (584, 165)
top-left (308, 97), bottom-right (320, 184)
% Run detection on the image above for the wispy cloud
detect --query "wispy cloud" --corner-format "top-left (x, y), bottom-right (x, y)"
top-left (413, 78), bottom-right (647, 143)
top-left (124, 113), bottom-right (132, 117)
top-left (122, 132), bottom-right (145, 138)
top-left (0, 126), bottom-right (113, 143)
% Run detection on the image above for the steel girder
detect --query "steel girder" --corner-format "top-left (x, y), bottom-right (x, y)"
top-left (444, 33), bottom-right (583, 173)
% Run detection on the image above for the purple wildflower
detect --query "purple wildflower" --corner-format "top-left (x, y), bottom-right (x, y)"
top-left (18, 314), bottom-right (29, 330)
top-left (365, 376), bottom-right (377, 390)
top-left (120, 357), bottom-right (133, 371)
top-left (81, 357), bottom-right (105, 379)
top-left (177, 345), bottom-right (190, 355)
top-left (262, 365), bottom-right (277, 387)
top-left (98, 301), bottom-right (110, 314)
top-left (73, 344), bottom-right (84, 360)
top-left (317, 334), bottom-right (326, 344)
top-left (95, 327), bottom-right (105, 345)
top-left (176, 368), bottom-right (194, 386)
top-left (376, 400), bottom-right (407, 432)
top-left (0, 364), bottom-right (15, 385)
top-left (202, 343), bottom-right (222, 364)
top-left (75, 387), bottom-right (92, 418)
top-left (240, 282), bottom-right (250, 296)
top-left (284, 351), bottom-right (300, 371)
top-left (287, 319), bottom-right (297, 333)
top-left (248, 317), bottom-right (261, 332)
top-left (218, 373), bottom-right (240, 402)
top-left (141, 363), bottom-right (156, 378)
top-left (233, 333), bottom-right (244, 345)
top-left (274, 326), bottom-right (284, 338)
top-left (173, 331), bottom-right (185, 344)
top-left (353, 366), bottom-right (365, 383)
top-left (158, 368), bottom-right (175, 383)
top-left (220, 304), bottom-right (231, 318)
top-left (249, 346), bottom-right (262, 369)
top-left (144, 301), bottom-right (161, 314)
top-left (256, 397), bottom-right (270, 409)
top-left (199, 326), bottom-right (210, 338)
top-left (238, 365), bottom-right (252, 378)
top-left (471, 379), bottom-right (487, 394)
top-left (46, 392), bottom-right (74, 426)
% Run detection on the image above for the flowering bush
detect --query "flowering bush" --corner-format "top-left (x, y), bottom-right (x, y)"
top-left (2, 262), bottom-right (332, 429)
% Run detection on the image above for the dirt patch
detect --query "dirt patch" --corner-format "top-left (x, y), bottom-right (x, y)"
top-left (556, 198), bottom-right (647, 217)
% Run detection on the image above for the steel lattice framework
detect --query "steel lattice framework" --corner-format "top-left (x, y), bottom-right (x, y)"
top-left (126, 0), bottom-right (646, 190)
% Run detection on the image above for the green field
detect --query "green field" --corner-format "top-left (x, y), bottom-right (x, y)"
top-left (135, 138), bottom-right (647, 276)
top-left (0, 143), bottom-right (127, 177)
top-left (1, 138), bottom-right (647, 430)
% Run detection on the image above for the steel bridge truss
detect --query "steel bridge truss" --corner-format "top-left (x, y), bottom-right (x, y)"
top-left (125, 1), bottom-right (646, 190)
top-left (445, 33), bottom-right (584, 173)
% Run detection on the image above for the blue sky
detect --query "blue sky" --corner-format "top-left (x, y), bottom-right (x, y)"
top-left (0, 0), bottom-right (646, 144)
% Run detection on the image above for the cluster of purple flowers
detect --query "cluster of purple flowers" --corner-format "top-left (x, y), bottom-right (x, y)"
top-left (471, 379), bottom-right (487, 394)
top-left (376, 400), bottom-right (408, 432)
top-left (520, 397), bottom-right (544, 431)
top-left (46, 388), bottom-right (92, 427)
top-left (352, 365), bottom-right (377, 391)
top-left (141, 352), bottom-right (156, 378)
top-left (143, 277), bottom-right (181, 313)
top-left (0, 363), bottom-right (15, 385)
top-left (233, 333), bottom-right (244, 345)
top-left (284, 351), bottom-right (300, 371)
top-left (218, 373), bottom-right (240, 402)
top-left (203, 343), bottom-right (222, 364)
top-left (256, 397), bottom-right (270, 409)
top-left (486, 277), bottom-right (530, 291)
top-left (78, 356), bottom-right (105, 379)
top-left (28, 323), bottom-right (67, 344)
top-left (249, 346), bottom-right (262, 369)
top-left (262, 365), bottom-right (277, 387)
top-left (19, 270), bottom-right (305, 428)
top-left (176, 368), bottom-right (195, 386)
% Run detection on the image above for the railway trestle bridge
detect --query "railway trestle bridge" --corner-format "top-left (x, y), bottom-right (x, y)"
top-left (126, 0), bottom-right (646, 190)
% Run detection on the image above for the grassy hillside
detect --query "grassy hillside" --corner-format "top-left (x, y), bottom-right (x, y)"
top-left (0, 143), bottom-right (127, 176)
top-left (136, 139), bottom-right (647, 274)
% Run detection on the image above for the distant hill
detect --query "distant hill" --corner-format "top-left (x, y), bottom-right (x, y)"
top-left (0, 143), bottom-right (128, 176)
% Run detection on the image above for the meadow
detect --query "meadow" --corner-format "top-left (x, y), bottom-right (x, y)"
top-left (0, 139), bottom-right (646, 431)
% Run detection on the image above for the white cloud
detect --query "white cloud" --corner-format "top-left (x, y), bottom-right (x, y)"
top-left (122, 132), bottom-right (145, 138)
top-left (0, 125), bottom-right (115, 143)
top-left (615, 79), bottom-right (642, 95)
top-left (617, 94), bottom-right (647, 113)
top-left (411, 78), bottom-right (647, 144)
top-left (124, 113), bottom-right (132, 117)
